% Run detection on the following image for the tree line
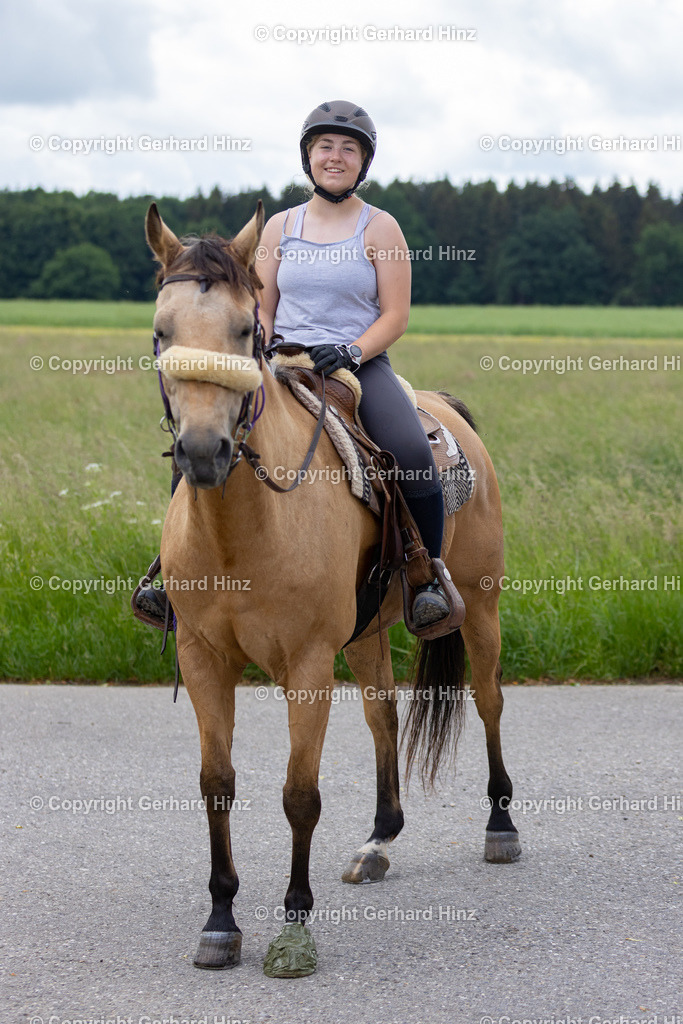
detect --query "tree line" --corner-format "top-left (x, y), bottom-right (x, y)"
top-left (1, 178), bottom-right (682, 304)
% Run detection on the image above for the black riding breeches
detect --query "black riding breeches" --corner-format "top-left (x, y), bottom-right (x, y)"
top-left (355, 350), bottom-right (444, 560)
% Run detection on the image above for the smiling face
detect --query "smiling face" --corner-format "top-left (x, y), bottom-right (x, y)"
top-left (308, 133), bottom-right (364, 194)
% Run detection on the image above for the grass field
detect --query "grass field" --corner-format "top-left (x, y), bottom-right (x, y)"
top-left (0, 306), bottom-right (681, 683)
top-left (1, 299), bottom-right (683, 338)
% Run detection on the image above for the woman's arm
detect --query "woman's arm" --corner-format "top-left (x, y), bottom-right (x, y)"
top-left (354, 210), bottom-right (411, 362)
top-left (255, 211), bottom-right (287, 343)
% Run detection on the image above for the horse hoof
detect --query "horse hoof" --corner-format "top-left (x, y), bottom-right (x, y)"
top-left (193, 929), bottom-right (242, 969)
top-left (263, 923), bottom-right (317, 978)
top-left (485, 830), bottom-right (522, 863)
top-left (342, 850), bottom-right (390, 884)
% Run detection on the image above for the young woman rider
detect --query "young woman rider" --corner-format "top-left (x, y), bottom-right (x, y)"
top-left (256, 100), bottom-right (456, 630)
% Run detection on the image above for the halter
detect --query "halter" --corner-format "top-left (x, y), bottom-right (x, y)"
top-left (153, 272), bottom-right (266, 478)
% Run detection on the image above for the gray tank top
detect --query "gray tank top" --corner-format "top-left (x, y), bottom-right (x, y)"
top-left (273, 202), bottom-right (381, 348)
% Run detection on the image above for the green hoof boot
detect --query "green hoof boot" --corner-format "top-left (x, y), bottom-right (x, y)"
top-left (263, 922), bottom-right (317, 978)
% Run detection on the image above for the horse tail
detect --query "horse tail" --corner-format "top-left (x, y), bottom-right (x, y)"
top-left (400, 389), bottom-right (474, 786)
top-left (402, 629), bottom-right (467, 788)
top-left (436, 390), bottom-right (478, 434)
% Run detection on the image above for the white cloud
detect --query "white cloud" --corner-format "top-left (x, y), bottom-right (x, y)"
top-left (0, 0), bottom-right (154, 104)
top-left (2, 0), bottom-right (682, 198)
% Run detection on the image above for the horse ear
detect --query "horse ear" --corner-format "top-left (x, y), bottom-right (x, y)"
top-left (229, 200), bottom-right (265, 272)
top-left (145, 203), bottom-right (183, 267)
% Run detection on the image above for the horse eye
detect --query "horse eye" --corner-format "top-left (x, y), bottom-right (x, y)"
top-left (239, 327), bottom-right (251, 338)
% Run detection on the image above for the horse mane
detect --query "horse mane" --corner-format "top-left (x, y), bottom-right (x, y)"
top-left (158, 234), bottom-right (262, 293)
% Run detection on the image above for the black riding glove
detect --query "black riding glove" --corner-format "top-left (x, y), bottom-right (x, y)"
top-left (309, 344), bottom-right (356, 376)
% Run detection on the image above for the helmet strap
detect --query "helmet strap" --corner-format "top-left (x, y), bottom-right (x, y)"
top-left (311, 180), bottom-right (360, 204)
top-left (307, 152), bottom-right (370, 204)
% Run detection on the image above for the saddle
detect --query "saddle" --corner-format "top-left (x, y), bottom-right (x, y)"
top-left (267, 347), bottom-right (473, 642)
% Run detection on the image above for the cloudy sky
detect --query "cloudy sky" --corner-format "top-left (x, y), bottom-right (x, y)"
top-left (3, 0), bottom-right (682, 201)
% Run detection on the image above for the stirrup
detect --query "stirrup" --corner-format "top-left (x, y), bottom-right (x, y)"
top-left (131, 555), bottom-right (168, 630)
top-left (401, 557), bottom-right (465, 640)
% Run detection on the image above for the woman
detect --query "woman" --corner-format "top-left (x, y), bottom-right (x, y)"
top-left (257, 100), bottom-right (455, 630)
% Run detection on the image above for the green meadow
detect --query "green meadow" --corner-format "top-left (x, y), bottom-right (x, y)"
top-left (0, 303), bottom-right (681, 683)
top-left (2, 299), bottom-right (683, 337)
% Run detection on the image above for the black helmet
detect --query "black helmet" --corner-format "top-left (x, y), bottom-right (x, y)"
top-left (300, 100), bottom-right (377, 204)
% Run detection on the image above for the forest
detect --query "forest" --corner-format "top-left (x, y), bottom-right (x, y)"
top-left (1, 177), bottom-right (682, 305)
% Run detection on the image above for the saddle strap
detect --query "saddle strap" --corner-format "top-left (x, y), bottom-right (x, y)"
top-left (239, 368), bottom-right (328, 493)
top-left (344, 548), bottom-right (394, 647)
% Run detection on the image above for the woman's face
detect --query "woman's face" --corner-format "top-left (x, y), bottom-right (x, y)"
top-left (309, 134), bottom-right (364, 195)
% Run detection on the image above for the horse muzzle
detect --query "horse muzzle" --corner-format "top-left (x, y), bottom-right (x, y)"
top-left (174, 431), bottom-right (234, 489)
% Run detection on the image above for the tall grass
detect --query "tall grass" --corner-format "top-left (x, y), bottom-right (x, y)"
top-left (0, 323), bottom-right (680, 682)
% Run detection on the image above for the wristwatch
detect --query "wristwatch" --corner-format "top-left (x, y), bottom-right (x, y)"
top-left (345, 344), bottom-right (363, 368)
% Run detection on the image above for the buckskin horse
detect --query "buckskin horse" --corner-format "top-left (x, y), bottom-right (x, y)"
top-left (143, 201), bottom-right (520, 978)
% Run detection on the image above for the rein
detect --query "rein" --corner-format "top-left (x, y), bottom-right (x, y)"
top-left (154, 272), bottom-right (327, 493)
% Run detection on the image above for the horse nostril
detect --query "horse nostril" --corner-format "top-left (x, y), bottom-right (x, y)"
top-left (216, 438), bottom-right (233, 466)
top-left (173, 433), bottom-right (232, 488)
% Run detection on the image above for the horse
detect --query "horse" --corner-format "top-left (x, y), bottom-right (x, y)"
top-left (143, 200), bottom-right (520, 978)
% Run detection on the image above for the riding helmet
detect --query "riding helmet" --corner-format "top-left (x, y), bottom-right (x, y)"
top-left (300, 100), bottom-right (377, 203)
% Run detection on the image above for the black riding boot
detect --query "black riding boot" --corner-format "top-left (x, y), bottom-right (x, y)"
top-left (134, 562), bottom-right (168, 626)
top-left (133, 467), bottom-right (181, 628)
top-left (403, 488), bottom-right (452, 627)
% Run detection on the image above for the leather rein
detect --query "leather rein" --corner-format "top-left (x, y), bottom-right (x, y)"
top-left (154, 272), bottom-right (328, 494)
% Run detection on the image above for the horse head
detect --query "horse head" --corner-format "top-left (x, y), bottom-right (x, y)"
top-left (145, 202), bottom-right (265, 489)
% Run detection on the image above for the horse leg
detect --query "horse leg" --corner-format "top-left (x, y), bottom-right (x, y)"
top-left (459, 586), bottom-right (522, 863)
top-left (181, 639), bottom-right (243, 969)
top-left (341, 631), bottom-right (404, 883)
top-left (264, 661), bottom-right (335, 978)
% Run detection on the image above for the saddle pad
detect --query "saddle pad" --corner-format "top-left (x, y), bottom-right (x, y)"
top-left (418, 407), bottom-right (476, 515)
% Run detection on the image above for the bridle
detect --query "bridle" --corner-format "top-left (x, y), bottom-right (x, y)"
top-left (153, 272), bottom-right (327, 493)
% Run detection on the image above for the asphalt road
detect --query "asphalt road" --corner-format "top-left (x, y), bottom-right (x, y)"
top-left (2, 682), bottom-right (681, 1024)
